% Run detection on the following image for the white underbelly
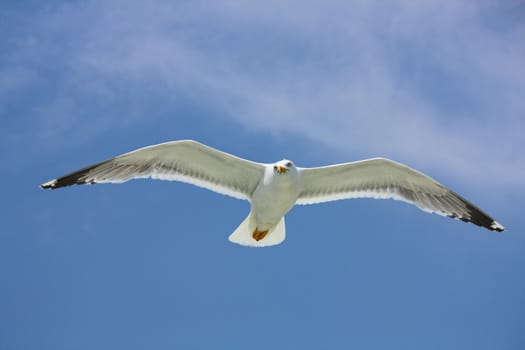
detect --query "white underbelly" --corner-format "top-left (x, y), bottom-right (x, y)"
top-left (250, 173), bottom-right (300, 230)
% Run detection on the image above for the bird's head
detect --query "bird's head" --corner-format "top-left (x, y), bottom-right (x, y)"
top-left (273, 160), bottom-right (295, 174)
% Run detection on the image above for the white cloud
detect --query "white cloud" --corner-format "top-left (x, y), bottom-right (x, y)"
top-left (2, 0), bottom-right (524, 191)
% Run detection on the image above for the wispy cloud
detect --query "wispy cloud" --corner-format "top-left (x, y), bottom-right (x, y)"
top-left (2, 0), bottom-right (524, 191)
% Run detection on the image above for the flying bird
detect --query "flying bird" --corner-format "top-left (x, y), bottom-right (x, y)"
top-left (41, 140), bottom-right (504, 246)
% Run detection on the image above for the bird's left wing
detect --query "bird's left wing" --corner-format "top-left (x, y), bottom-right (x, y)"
top-left (297, 158), bottom-right (504, 232)
top-left (41, 140), bottom-right (265, 201)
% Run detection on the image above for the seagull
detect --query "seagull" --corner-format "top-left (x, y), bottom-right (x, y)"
top-left (41, 140), bottom-right (504, 247)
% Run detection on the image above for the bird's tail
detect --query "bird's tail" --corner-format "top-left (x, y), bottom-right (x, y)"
top-left (228, 211), bottom-right (286, 247)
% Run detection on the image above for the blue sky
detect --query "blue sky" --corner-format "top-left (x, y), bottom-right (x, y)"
top-left (1, 1), bottom-right (524, 349)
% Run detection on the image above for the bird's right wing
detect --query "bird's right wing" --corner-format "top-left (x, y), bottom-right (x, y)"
top-left (41, 140), bottom-right (265, 201)
top-left (297, 158), bottom-right (504, 232)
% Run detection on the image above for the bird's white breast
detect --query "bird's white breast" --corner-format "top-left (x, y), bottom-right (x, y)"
top-left (250, 165), bottom-right (302, 230)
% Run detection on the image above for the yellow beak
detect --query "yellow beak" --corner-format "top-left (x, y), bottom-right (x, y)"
top-left (277, 166), bottom-right (288, 174)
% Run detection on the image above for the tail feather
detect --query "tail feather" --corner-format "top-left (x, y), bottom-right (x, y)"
top-left (228, 212), bottom-right (286, 247)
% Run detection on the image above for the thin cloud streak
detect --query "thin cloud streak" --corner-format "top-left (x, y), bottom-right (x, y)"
top-left (2, 0), bottom-right (524, 191)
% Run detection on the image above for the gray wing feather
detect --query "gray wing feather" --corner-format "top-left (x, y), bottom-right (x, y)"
top-left (297, 158), bottom-right (504, 232)
top-left (41, 140), bottom-right (264, 200)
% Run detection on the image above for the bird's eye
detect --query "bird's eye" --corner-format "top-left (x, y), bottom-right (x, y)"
top-left (286, 162), bottom-right (293, 167)
top-left (274, 165), bottom-right (278, 170)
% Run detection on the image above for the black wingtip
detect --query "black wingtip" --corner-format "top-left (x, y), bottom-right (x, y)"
top-left (40, 159), bottom-right (112, 190)
top-left (466, 201), bottom-right (505, 232)
top-left (40, 181), bottom-right (55, 189)
top-left (448, 200), bottom-right (505, 233)
top-left (40, 173), bottom-right (92, 190)
top-left (490, 221), bottom-right (505, 232)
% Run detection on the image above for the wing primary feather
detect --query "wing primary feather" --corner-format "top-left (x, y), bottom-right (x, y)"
top-left (40, 159), bottom-right (112, 189)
